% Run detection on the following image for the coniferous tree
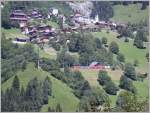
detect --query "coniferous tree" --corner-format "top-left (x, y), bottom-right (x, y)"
top-left (12, 76), bottom-right (20, 91)
top-left (124, 63), bottom-right (137, 80)
top-left (56, 103), bottom-right (62, 112)
top-left (119, 75), bottom-right (137, 93)
top-left (109, 41), bottom-right (119, 54)
top-left (97, 70), bottom-right (111, 85)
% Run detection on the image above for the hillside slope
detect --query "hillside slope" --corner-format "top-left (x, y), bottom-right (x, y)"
top-left (1, 63), bottom-right (79, 112)
top-left (111, 3), bottom-right (149, 24)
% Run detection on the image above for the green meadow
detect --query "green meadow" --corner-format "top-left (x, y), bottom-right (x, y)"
top-left (111, 3), bottom-right (149, 24)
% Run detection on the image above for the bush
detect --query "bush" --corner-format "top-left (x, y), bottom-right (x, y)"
top-left (97, 70), bottom-right (111, 85)
top-left (104, 81), bottom-right (119, 95)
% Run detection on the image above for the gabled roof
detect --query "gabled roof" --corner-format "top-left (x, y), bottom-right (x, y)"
top-left (89, 61), bottom-right (99, 67)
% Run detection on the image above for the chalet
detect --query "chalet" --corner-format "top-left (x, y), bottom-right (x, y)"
top-left (10, 10), bottom-right (28, 23)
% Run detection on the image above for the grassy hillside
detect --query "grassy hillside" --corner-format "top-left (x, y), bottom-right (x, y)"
top-left (111, 4), bottom-right (149, 24)
top-left (2, 28), bottom-right (28, 39)
top-left (92, 29), bottom-right (148, 72)
top-left (33, 44), bottom-right (57, 60)
top-left (1, 63), bottom-right (79, 112)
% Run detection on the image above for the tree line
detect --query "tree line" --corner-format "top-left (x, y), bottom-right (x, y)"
top-left (1, 76), bottom-right (56, 112)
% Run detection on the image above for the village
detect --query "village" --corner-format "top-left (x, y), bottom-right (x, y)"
top-left (10, 7), bottom-right (126, 43)
top-left (9, 6), bottom-right (129, 70)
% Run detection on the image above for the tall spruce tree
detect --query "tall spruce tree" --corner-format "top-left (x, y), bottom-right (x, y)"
top-left (12, 76), bottom-right (20, 91)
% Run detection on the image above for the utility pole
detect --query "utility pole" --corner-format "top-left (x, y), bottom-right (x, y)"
top-left (37, 31), bottom-right (40, 70)
top-left (37, 44), bottom-right (40, 69)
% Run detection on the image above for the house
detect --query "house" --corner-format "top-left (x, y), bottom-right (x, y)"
top-left (10, 10), bottom-right (28, 23)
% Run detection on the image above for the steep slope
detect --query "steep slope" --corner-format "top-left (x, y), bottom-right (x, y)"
top-left (1, 63), bottom-right (79, 112)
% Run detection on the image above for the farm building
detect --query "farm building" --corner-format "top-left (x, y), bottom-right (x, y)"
top-left (72, 61), bottom-right (110, 70)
